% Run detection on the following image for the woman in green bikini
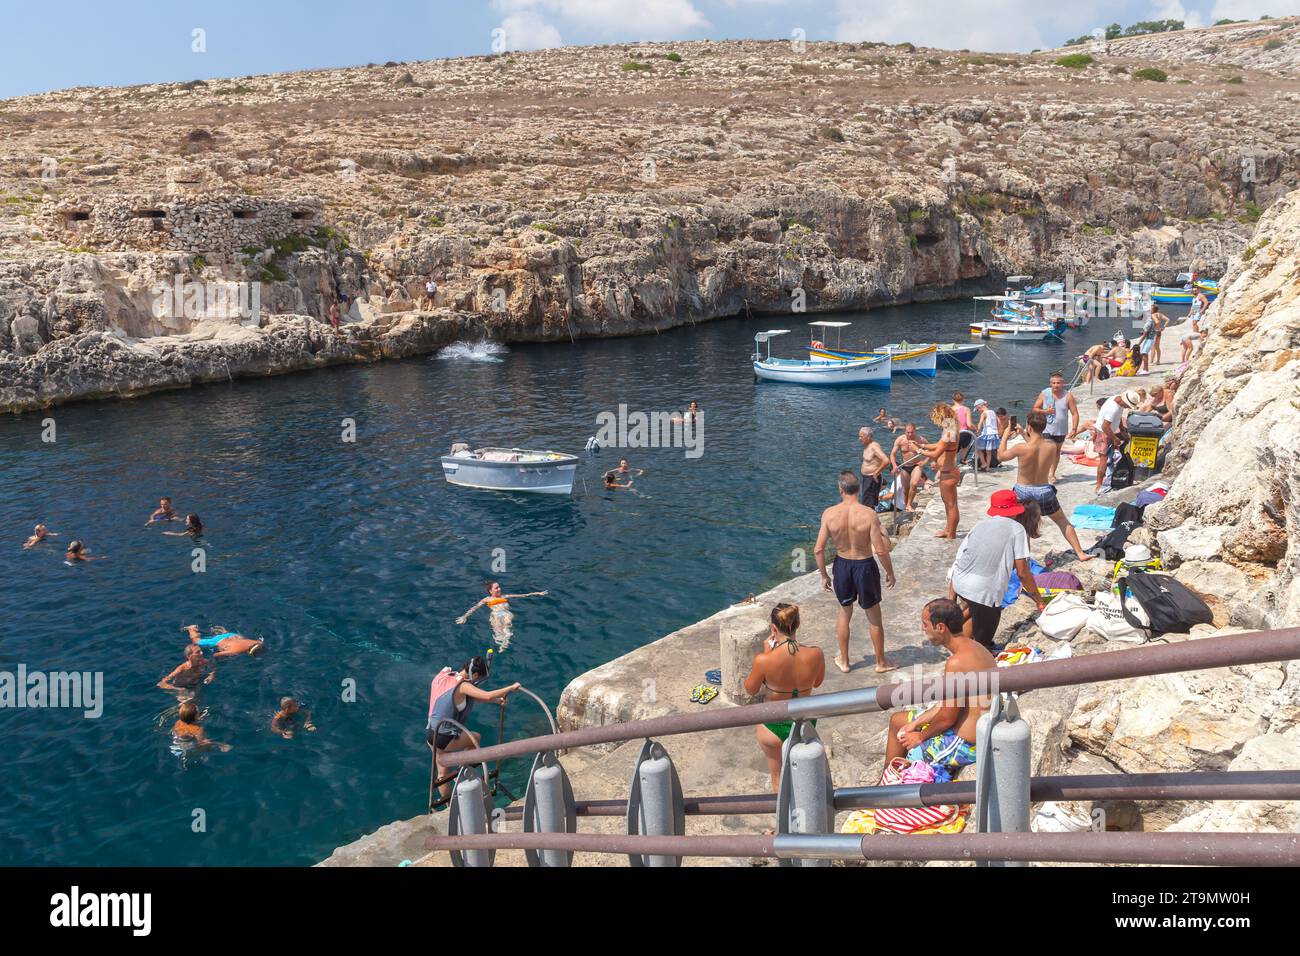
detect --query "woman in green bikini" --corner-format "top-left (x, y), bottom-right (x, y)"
top-left (744, 603), bottom-right (825, 792)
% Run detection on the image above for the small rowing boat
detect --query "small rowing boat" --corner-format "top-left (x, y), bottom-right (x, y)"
top-left (440, 445), bottom-right (580, 495)
top-left (754, 328), bottom-right (891, 386)
top-left (809, 342), bottom-right (938, 377)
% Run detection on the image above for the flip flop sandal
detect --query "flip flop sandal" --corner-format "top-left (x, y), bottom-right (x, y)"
top-left (689, 685), bottom-right (703, 703)
top-left (695, 686), bottom-right (718, 705)
top-left (705, 669), bottom-right (721, 685)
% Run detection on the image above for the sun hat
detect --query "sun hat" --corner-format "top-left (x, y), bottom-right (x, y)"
top-left (1123, 543), bottom-right (1153, 564)
top-left (987, 489), bottom-right (1025, 517)
top-left (1122, 389), bottom-right (1143, 406)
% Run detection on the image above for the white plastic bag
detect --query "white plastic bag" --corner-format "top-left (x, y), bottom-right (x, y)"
top-left (1037, 592), bottom-right (1091, 641)
top-left (1085, 589), bottom-right (1150, 644)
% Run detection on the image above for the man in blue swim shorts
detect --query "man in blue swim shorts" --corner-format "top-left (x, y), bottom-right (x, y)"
top-left (1000, 410), bottom-right (1093, 561)
top-left (815, 470), bottom-right (897, 675)
top-left (183, 624), bottom-right (265, 658)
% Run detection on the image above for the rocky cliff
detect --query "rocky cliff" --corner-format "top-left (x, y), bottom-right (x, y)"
top-left (3, 32), bottom-right (1299, 412)
top-left (1151, 186), bottom-right (1300, 628)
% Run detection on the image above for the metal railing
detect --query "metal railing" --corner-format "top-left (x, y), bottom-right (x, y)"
top-left (426, 627), bottom-right (1300, 868)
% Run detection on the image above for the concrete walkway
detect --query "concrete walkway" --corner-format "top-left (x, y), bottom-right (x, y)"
top-left (323, 326), bottom-right (1191, 866)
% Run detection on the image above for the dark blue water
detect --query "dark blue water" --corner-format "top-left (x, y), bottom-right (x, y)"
top-left (0, 300), bottom-right (1135, 865)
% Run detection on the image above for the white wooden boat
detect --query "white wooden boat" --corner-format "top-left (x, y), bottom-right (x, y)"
top-left (971, 296), bottom-right (1054, 340)
top-left (440, 445), bottom-right (579, 494)
top-left (809, 342), bottom-right (938, 377)
top-left (754, 330), bottom-right (891, 386)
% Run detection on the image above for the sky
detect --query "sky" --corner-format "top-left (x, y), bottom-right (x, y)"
top-left (1, 0), bottom-right (1296, 99)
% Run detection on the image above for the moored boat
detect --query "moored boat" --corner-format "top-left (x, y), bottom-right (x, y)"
top-left (440, 445), bottom-right (580, 495)
top-left (809, 342), bottom-right (938, 377)
top-left (754, 329), bottom-right (891, 386)
top-left (934, 342), bottom-right (985, 367)
top-left (970, 320), bottom-right (1053, 341)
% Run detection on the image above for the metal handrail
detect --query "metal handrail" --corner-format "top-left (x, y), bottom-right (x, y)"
top-left (440, 627), bottom-right (1300, 770)
top-left (425, 830), bottom-right (1300, 866)
top-left (497, 770), bottom-right (1300, 820)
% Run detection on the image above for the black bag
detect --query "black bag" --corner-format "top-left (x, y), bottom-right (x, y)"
top-left (1088, 522), bottom-right (1139, 560)
top-left (1108, 448), bottom-right (1135, 490)
top-left (1118, 572), bottom-right (1213, 636)
top-left (1112, 502), bottom-right (1144, 528)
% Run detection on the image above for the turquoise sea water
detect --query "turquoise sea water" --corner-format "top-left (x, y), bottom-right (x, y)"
top-left (0, 300), bottom-right (1149, 865)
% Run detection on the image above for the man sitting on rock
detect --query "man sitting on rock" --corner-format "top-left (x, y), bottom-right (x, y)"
top-left (884, 599), bottom-right (995, 780)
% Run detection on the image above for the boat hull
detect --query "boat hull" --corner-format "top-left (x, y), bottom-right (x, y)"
top-left (809, 344), bottom-right (937, 376)
top-left (755, 355), bottom-right (891, 386)
top-left (440, 452), bottom-right (579, 494)
top-left (935, 344), bottom-right (984, 367)
top-left (970, 322), bottom-right (1052, 341)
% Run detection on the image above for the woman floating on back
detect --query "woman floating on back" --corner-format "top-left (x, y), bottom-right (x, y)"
top-left (456, 581), bottom-right (548, 652)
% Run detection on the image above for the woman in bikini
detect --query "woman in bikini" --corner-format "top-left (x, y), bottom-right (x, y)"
top-left (922, 403), bottom-right (961, 539)
top-left (743, 603), bottom-right (825, 793)
top-left (456, 581), bottom-right (548, 651)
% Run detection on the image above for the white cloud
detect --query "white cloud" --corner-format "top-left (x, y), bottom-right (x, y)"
top-left (832, 0), bottom-right (1062, 52)
top-left (497, 11), bottom-right (564, 51)
top-left (1152, 1), bottom-right (1204, 29)
top-left (1210, 0), bottom-right (1300, 19)
top-left (493, 0), bottom-right (710, 38)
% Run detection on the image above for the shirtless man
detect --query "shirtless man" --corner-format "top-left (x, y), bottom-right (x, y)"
top-left (815, 471), bottom-right (897, 674)
top-left (998, 410), bottom-right (1092, 560)
top-left (1030, 373), bottom-right (1079, 483)
top-left (158, 645), bottom-right (215, 693)
top-left (858, 427), bottom-right (890, 509)
top-left (23, 524), bottom-right (58, 549)
top-left (145, 497), bottom-right (179, 526)
top-left (884, 599), bottom-right (994, 772)
top-left (890, 425), bottom-right (928, 511)
top-left (183, 624), bottom-right (265, 658)
top-left (172, 701), bottom-right (231, 752)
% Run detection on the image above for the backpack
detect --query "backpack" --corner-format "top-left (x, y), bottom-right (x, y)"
top-left (1118, 572), bottom-right (1213, 636)
top-left (1107, 448), bottom-right (1135, 490)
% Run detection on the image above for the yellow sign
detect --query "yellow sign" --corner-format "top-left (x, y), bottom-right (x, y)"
top-left (1130, 435), bottom-right (1159, 469)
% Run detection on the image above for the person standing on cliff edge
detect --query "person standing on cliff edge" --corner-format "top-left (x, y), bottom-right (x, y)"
top-left (858, 426), bottom-right (890, 509)
top-left (815, 470), bottom-right (897, 674)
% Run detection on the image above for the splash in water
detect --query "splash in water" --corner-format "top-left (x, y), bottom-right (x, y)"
top-left (436, 341), bottom-right (508, 363)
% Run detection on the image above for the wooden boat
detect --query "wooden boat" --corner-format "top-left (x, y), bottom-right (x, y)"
top-left (809, 342), bottom-right (938, 377)
top-left (440, 445), bottom-right (580, 494)
top-left (970, 320), bottom-right (1053, 341)
top-left (933, 343), bottom-right (985, 367)
top-left (754, 329), bottom-right (891, 386)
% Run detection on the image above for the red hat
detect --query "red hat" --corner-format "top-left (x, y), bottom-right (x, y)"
top-left (988, 489), bottom-right (1025, 517)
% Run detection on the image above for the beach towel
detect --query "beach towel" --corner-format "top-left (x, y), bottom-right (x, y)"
top-left (1071, 454), bottom-right (1104, 467)
top-left (1071, 504), bottom-right (1116, 530)
top-left (841, 806), bottom-right (969, 836)
top-left (996, 643), bottom-right (1043, 667)
top-left (1002, 559), bottom-right (1048, 607)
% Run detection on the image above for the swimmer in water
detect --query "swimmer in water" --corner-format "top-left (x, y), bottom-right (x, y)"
top-left (162, 513), bottom-right (203, 538)
top-left (23, 524), bottom-right (59, 549)
top-left (456, 581), bottom-right (548, 651)
top-left (272, 697), bottom-right (316, 738)
top-left (685, 400), bottom-right (702, 421)
top-left (612, 457), bottom-right (644, 478)
top-left (158, 645), bottom-right (215, 693)
top-left (183, 624), bottom-right (265, 658)
top-left (172, 700), bottom-right (231, 752)
top-left (873, 408), bottom-right (901, 432)
top-left (145, 497), bottom-right (179, 526)
top-left (603, 472), bottom-right (634, 490)
top-left (64, 540), bottom-right (101, 562)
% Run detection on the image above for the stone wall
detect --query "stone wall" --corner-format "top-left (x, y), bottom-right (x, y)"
top-left (43, 193), bottom-right (323, 254)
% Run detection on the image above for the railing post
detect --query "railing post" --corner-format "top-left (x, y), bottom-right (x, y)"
top-left (975, 694), bottom-right (1032, 867)
top-left (523, 750), bottom-right (577, 867)
top-left (626, 740), bottom-right (686, 867)
top-left (776, 721), bottom-right (835, 867)
top-left (448, 766), bottom-right (496, 868)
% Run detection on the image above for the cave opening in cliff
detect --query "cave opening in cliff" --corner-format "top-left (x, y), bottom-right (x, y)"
top-left (232, 209), bottom-right (258, 220)
top-left (291, 210), bottom-right (314, 221)
top-left (62, 210), bottom-right (91, 229)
